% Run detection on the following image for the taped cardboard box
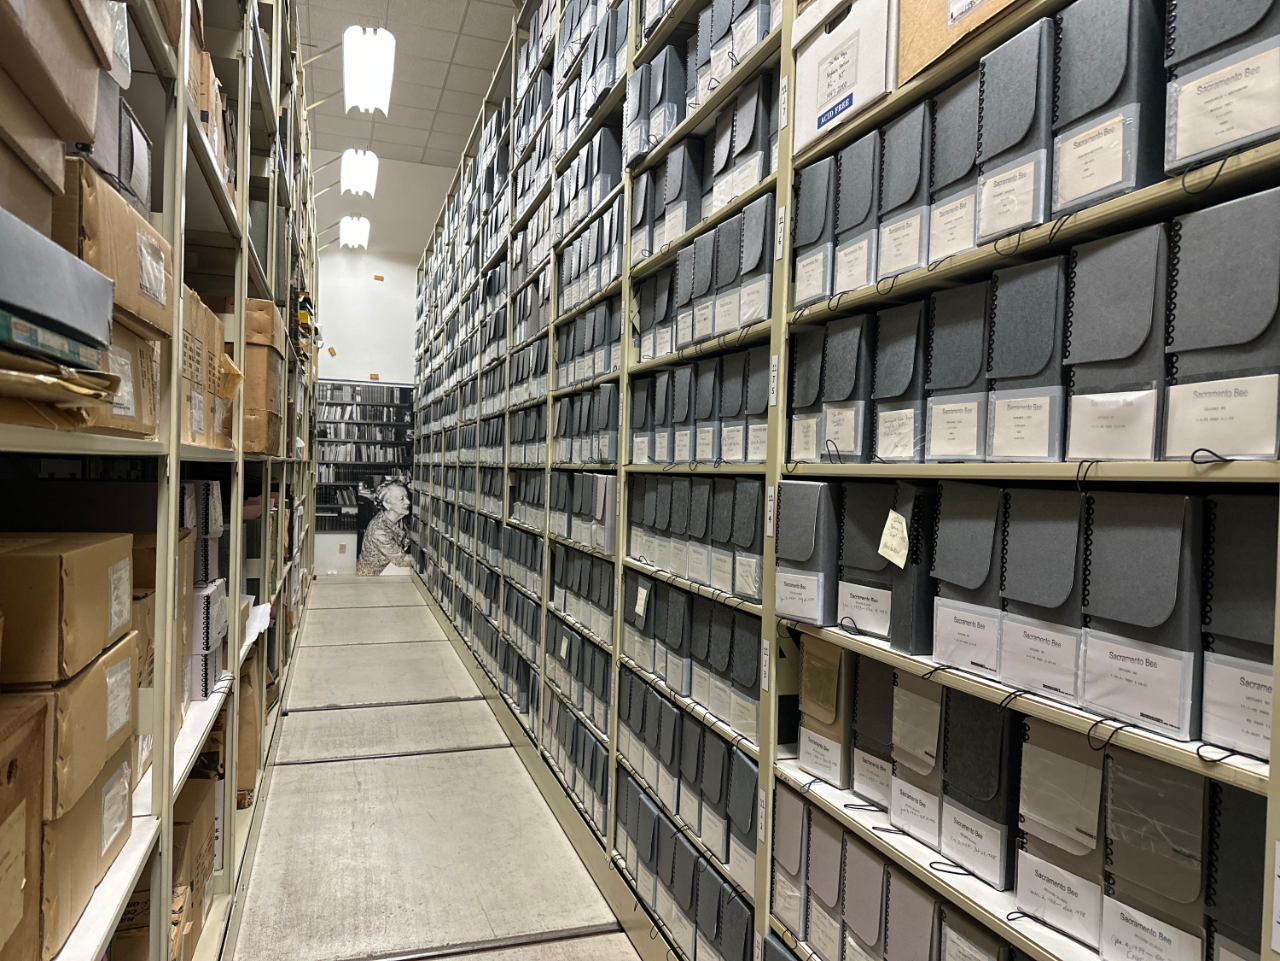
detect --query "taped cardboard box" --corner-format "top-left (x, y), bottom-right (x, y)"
top-left (132, 529), bottom-right (193, 722)
top-left (0, 60), bottom-right (67, 205)
top-left (173, 775), bottom-right (215, 947)
top-left (0, 139), bottom-right (54, 236)
top-left (237, 652), bottom-right (258, 807)
top-left (0, 533), bottom-right (133, 685)
top-left (132, 591), bottom-right (155, 689)
top-left (40, 740), bottom-right (132, 959)
top-left (0, 398), bottom-right (87, 433)
top-left (897, 0), bottom-right (1029, 85)
top-left (53, 159), bottom-right (174, 341)
top-left (0, 697), bottom-right (47, 961)
top-left (181, 287), bottom-right (211, 447)
top-left (82, 320), bottom-right (159, 438)
top-left (0, 0), bottom-right (100, 142)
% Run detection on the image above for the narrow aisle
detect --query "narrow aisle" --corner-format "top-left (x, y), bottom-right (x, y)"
top-left (231, 577), bottom-right (641, 961)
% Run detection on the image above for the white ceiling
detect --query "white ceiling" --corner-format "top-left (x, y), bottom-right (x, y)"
top-left (298, 0), bottom-right (517, 168)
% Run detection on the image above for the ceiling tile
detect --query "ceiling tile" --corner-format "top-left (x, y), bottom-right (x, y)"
top-left (389, 81), bottom-right (443, 111)
top-left (312, 131), bottom-right (356, 153)
top-left (378, 102), bottom-right (435, 130)
top-left (370, 140), bottom-right (427, 163)
top-left (436, 89), bottom-right (482, 116)
top-left (373, 122), bottom-right (432, 147)
top-left (429, 111), bottom-right (474, 135)
top-left (306, 66), bottom-right (342, 95)
top-left (383, 23), bottom-right (460, 63)
top-left (396, 54), bottom-right (452, 88)
top-left (450, 34), bottom-right (508, 71)
top-left (312, 114), bottom-right (374, 138)
top-left (305, 6), bottom-right (377, 42)
top-left (444, 63), bottom-right (493, 96)
top-left (387, 0), bottom-right (468, 32)
top-left (461, 1), bottom-right (518, 40)
top-left (428, 130), bottom-right (469, 152)
top-left (422, 148), bottom-right (463, 168)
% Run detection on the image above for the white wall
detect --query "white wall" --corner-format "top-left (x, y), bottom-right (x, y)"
top-left (314, 151), bottom-right (454, 383)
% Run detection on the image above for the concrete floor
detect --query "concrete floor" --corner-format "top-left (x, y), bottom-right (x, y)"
top-left (232, 576), bottom-right (640, 961)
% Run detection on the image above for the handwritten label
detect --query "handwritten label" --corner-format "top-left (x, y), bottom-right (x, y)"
top-left (877, 510), bottom-right (909, 569)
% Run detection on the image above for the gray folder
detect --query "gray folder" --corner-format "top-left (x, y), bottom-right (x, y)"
top-left (644, 687), bottom-right (663, 755)
top-left (790, 325), bottom-right (826, 433)
top-left (854, 654), bottom-right (896, 768)
top-left (675, 244), bottom-right (696, 313)
top-left (713, 104), bottom-right (735, 185)
top-left (766, 933), bottom-right (802, 961)
top-left (650, 45), bottom-right (687, 137)
top-left (1206, 781), bottom-right (1266, 952)
top-left (734, 75), bottom-right (770, 178)
top-left (892, 672), bottom-right (945, 815)
top-left (837, 131), bottom-right (881, 245)
top-left (659, 699), bottom-right (682, 777)
top-left (1019, 717), bottom-right (1105, 889)
top-left (667, 587), bottom-right (691, 658)
top-left (776, 479), bottom-right (841, 625)
top-left (731, 610), bottom-right (760, 701)
top-left (702, 730), bottom-right (730, 820)
top-left (732, 478), bottom-right (763, 562)
top-left (727, 745), bottom-right (757, 846)
top-left (671, 478), bottom-right (691, 546)
top-left (681, 698), bottom-right (704, 792)
top-left (892, 482), bottom-right (936, 657)
top-left (632, 168), bottom-right (655, 257)
top-left (721, 890), bottom-right (752, 961)
top-left (1001, 488), bottom-right (1085, 627)
top-left (884, 865), bottom-right (942, 961)
top-left (988, 258), bottom-right (1066, 390)
top-left (665, 139), bottom-right (704, 230)
top-left (823, 315), bottom-right (874, 463)
top-left (689, 477), bottom-right (713, 549)
top-left (880, 101), bottom-right (933, 219)
top-left (928, 283), bottom-right (990, 396)
top-left (654, 370), bottom-right (673, 430)
top-left (772, 782), bottom-right (809, 931)
top-left (626, 64), bottom-right (652, 163)
top-left (1105, 747), bottom-right (1206, 935)
top-left (807, 808), bottom-right (844, 935)
top-left (930, 71), bottom-right (980, 198)
top-left (721, 350), bottom-right (747, 424)
top-left (656, 477), bottom-right (673, 542)
top-left (709, 481), bottom-right (734, 563)
top-left (839, 480), bottom-right (897, 626)
top-left (1065, 225), bottom-right (1168, 402)
top-left (638, 792), bottom-right (660, 869)
top-left (745, 344), bottom-right (770, 421)
top-left (674, 835), bottom-right (702, 925)
top-left (716, 214), bottom-right (743, 293)
top-left (977, 18), bottom-right (1054, 173)
top-left (1164, 188), bottom-right (1280, 389)
top-left (696, 358), bottom-right (721, 426)
top-left (844, 835), bottom-right (888, 958)
top-left (1085, 490), bottom-right (1204, 654)
top-left (1204, 494), bottom-right (1277, 663)
top-left (793, 156), bottom-right (837, 306)
top-left (696, 859), bottom-right (725, 945)
top-left (673, 365), bottom-right (695, 429)
top-left (693, 231), bottom-right (717, 329)
top-left (632, 376), bottom-right (654, 453)
top-left (873, 303), bottom-right (929, 407)
top-left (741, 192), bottom-right (776, 285)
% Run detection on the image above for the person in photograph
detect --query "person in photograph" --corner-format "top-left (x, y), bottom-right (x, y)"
top-left (357, 478), bottom-right (412, 575)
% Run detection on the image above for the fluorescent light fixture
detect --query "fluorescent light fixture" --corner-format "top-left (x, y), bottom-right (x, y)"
top-left (339, 216), bottom-right (370, 249)
top-left (341, 149), bottom-right (379, 197)
top-left (343, 26), bottom-right (395, 116)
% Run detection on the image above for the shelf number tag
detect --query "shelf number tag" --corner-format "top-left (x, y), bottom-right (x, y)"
top-left (758, 788), bottom-right (768, 841)
top-left (780, 76), bottom-right (789, 129)
top-left (755, 932), bottom-right (764, 961)
top-left (766, 485), bottom-right (775, 537)
top-left (776, 205), bottom-right (786, 261)
top-left (761, 636), bottom-right (771, 693)
top-left (769, 355), bottom-right (779, 407)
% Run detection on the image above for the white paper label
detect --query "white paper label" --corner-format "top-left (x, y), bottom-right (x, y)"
top-left (992, 394), bottom-right (1054, 458)
top-left (794, 246), bottom-right (831, 304)
top-left (774, 869), bottom-right (804, 933)
top-left (105, 658), bottom-right (132, 739)
top-left (877, 407), bottom-right (917, 460)
top-left (1173, 43), bottom-right (1280, 164)
top-left (675, 429), bottom-right (692, 462)
top-left (799, 726), bottom-right (844, 783)
top-left (633, 434), bottom-right (651, 464)
top-left (735, 553), bottom-right (762, 598)
top-left (101, 762), bottom-right (130, 855)
top-left (934, 599), bottom-right (1001, 676)
top-left (878, 212), bottom-right (925, 278)
top-left (978, 156), bottom-right (1042, 238)
top-left (688, 544), bottom-right (711, 584)
top-left (693, 663), bottom-right (712, 707)
top-left (1017, 850), bottom-right (1103, 948)
top-left (930, 400), bottom-right (981, 457)
top-left (1056, 113), bottom-right (1126, 209)
top-left (816, 32), bottom-right (861, 130)
top-left (1202, 652), bottom-right (1272, 759)
top-left (853, 749), bottom-right (892, 808)
top-left (776, 205), bottom-right (786, 260)
top-left (711, 549), bottom-right (735, 592)
top-left (791, 412), bottom-right (821, 461)
top-left (1068, 389), bottom-right (1158, 461)
top-left (108, 345), bottom-right (136, 418)
top-left (891, 776), bottom-right (941, 848)
top-left (825, 401), bottom-right (864, 457)
top-left (1165, 374), bottom-right (1279, 459)
top-left (776, 570), bottom-right (823, 622)
top-left (1102, 897), bottom-right (1201, 961)
top-left (835, 236), bottom-right (872, 292)
top-left (108, 558), bottom-right (131, 635)
top-left (941, 800), bottom-right (1007, 888)
top-left (696, 425), bottom-right (718, 461)
top-left (839, 582), bottom-right (892, 637)
top-left (809, 902), bottom-right (844, 960)
top-left (739, 276), bottom-right (771, 323)
top-left (748, 423), bottom-right (770, 462)
top-left (715, 289), bottom-right (742, 335)
top-left (635, 583), bottom-right (650, 618)
top-left (731, 690), bottom-right (758, 741)
top-left (929, 190), bottom-right (978, 262)
top-left (948, 0), bottom-right (988, 25)
top-left (677, 309), bottom-right (694, 346)
top-left (695, 300), bottom-right (716, 340)
top-left (1082, 631), bottom-right (1193, 737)
top-left (999, 616), bottom-right (1082, 702)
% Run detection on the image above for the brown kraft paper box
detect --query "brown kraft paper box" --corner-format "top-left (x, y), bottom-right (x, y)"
top-left (132, 531), bottom-right (194, 723)
top-left (0, 698), bottom-right (47, 961)
top-left (173, 776), bottom-right (215, 950)
top-left (0, 61), bottom-right (67, 209)
top-left (241, 299), bottom-right (285, 454)
top-left (897, 0), bottom-right (1029, 86)
top-left (53, 159), bottom-right (174, 340)
top-left (0, 534), bottom-right (133, 684)
top-left (40, 739), bottom-right (132, 959)
top-left (181, 288), bottom-right (211, 447)
top-left (0, 0), bottom-right (100, 143)
top-left (83, 321), bottom-right (159, 438)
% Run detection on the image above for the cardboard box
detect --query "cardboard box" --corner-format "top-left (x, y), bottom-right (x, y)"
top-left (897, 0), bottom-right (1029, 86)
top-left (0, 61), bottom-right (67, 200)
top-left (178, 532), bottom-right (194, 724)
top-left (236, 654), bottom-right (259, 807)
top-left (0, 138), bottom-right (54, 236)
top-left (0, 697), bottom-right (46, 961)
top-left (82, 320), bottom-right (159, 438)
top-left (0, 0), bottom-right (100, 142)
top-left (41, 740), bottom-right (132, 959)
top-left (26, 630), bottom-right (136, 821)
top-left (53, 159), bottom-right (174, 341)
top-left (181, 287), bottom-right (211, 447)
top-left (173, 776), bottom-right (215, 942)
top-left (109, 928), bottom-right (148, 961)
top-left (241, 300), bottom-right (285, 454)
top-left (154, 0), bottom-right (182, 50)
top-left (0, 533), bottom-right (133, 685)
top-left (244, 299), bottom-right (285, 352)
top-left (132, 591), bottom-right (155, 690)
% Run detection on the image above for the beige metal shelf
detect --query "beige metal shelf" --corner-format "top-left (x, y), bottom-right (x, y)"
top-left (783, 459), bottom-right (1280, 483)
top-left (623, 555), bottom-right (765, 617)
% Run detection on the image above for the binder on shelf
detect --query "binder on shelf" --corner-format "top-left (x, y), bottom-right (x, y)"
top-left (693, 230), bottom-right (717, 343)
top-left (732, 75), bottom-right (770, 195)
top-left (999, 488), bottom-right (1086, 704)
top-left (730, 610), bottom-right (761, 739)
top-left (792, 0), bottom-right (896, 153)
top-left (701, 730), bottom-right (731, 861)
top-left (695, 358), bottom-right (722, 463)
top-left (653, 268), bottom-right (675, 360)
top-left (793, 156), bottom-right (836, 309)
top-left (1206, 781), bottom-right (1266, 954)
top-left (837, 480), bottom-right (897, 639)
top-left (664, 138), bottom-right (704, 245)
top-left (673, 836), bottom-right (702, 957)
top-left (653, 369), bottom-right (674, 464)
top-left (806, 807), bottom-right (844, 961)
top-left (694, 5), bottom-right (715, 107)
top-left (721, 889), bottom-right (753, 961)
top-left (708, 587), bottom-right (736, 717)
top-left (731, 479), bottom-right (763, 601)
top-left (940, 690), bottom-right (1021, 889)
top-left (631, 168), bottom-right (655, 266)
top-left (680, 679), bottom-right (705, 826)
top-left (688, 477), bottom-right (714, 586)
top-left (941, 909), bottom-right (1010, 961)
top-left (789, 325), bottom-right (826, 464)
top-left (654, 477), bottom-right (675, 575)
top-left (1162, 187), bottom-right (1280, 461)
top-left (744, 345), bottom-right (771, 462)
top-left (637, 790), bottom-right (660, 904)
top-left (775, 479), bottom-right (840, 626)
top-left (1082, 491), bottom-right (1204, 740)
top-left (1016, 717), bottom-right (1106, 948)
top-left (649, 45), bottom-right (687, 145)
top-left (720, 351), bottom-right (748, 463)
top-left (666, 587), bottom-right (693, 695)
top-left (852, 653), bottom-right (896, 809)
top-left (670, 477), bottom-right (692, 580)
top-left (658, 698), bottom-right (682, 811)
top-left (844, 834), bottom-right (888, 960)
top-left (727, 745), bottom-right (758, 891)
top-left (1064, 225), bottom-right (1168, 462)
top-left (976, 19), bottom-right (1055, 244)
top-left (597, 381), bottom-right (620, 462)
top-left (675, 244), bottom-right (697, 350)
top-left (931, 480), bottom-right (1003, 675)
top-left (821, 315), bottom-right (874, 464)
top-left (711, 105), bottom-right (736, 214)
top-left (644, 686), bottom-right (664, 782)
top-left (878, 101), bottom-right (933, 279)
top-left (657, 813), bottom-right (679, 920)
top-left (1162, 0), bottom-right (1280, 173)
top-left (674, 365), bottom-right (696, 463)
top-left (714, 214), bottom-right (744, 335)
top-left (925, 282), bottom-right (990, 462)
top-left (740, 193), bottom-right (775, 325)
top-left (890, 671), bottom-right (945, 849)
top-left (1103, 747), bottom-right (1206, 950)
top-left (1052, 0), bottom-right (1164, 215)
top-left (772, 782), bottom-right (810, 940)
top-left (871, 302), bottom-right (928, 463)
top-left (697, 856), bottom-right (726, 959)
top-left (709, 0), bottom-right (735, 89)
top-left (626, 63), bottom-right (653, 165)
top-left (632, 375), bottom-right (654, 464)
top-left (986, 257), bottom-right (1067, 462)
top-left (798, 633), bottom-right (854, 787)
top-left (835, 131), bottom-right (881, 296)
top-left (1201, 494), bottom-right (1275, 760)
top-left (732, 0), bottom-right (769, 64)
top-left (929, 72), bottom-right (980, 264)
